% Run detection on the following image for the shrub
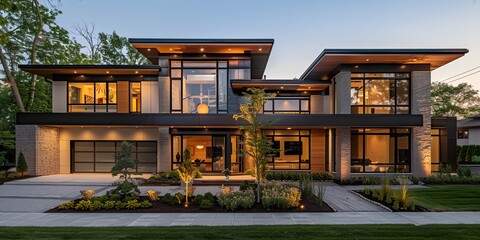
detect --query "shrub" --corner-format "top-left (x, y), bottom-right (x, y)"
top-left (299, 174), bottom-right (314, 200)
top-left (58, 201), bottom-right (75, 210)
top-left (392, 201), bottom-right (400, 211)
top-left (162, 193), bottom-right (176, 205)
top-left (266, 172), bottom-right (333, 182)
top-left (203, 192), bottom-right (215, 203)
top-left (126, 200), bottom-right (141, 209)
top-left (175, 193), bottom-right (185, 205)
top-left (109, 141), bottom-right (141, 199)
top-left (104, 201), bottom-right (115, 210)
top-left (240, 180), bottom-right (252, 191)
top-left (81, 190), bottom-right (95, 201)
top-left (315, 182), bottom-right (326, 206)
top-left (75, 200), bottom-right (94, 211)
top-left (109, 180), bottom-right (140, 200)
top-left (217, 190), bottom-right (255, 211)
top-left (261, 182), bottom-right (301, 209)
top-left (16, 152), bottom-right (28, 176)
top-left (140, 200), bottom-right (153, 208)
top-left (109, 193), bottom-right (121, 201)
top-left (98, 195), bottom-right (109, 203)
top-left (92, 200), bottom-right (104, 211)
top-left (457, 167), bottom-right (472, 178)
top-left (193, 195), bottom-right (204, 206)
top-left (363, 188), bottom-right (371, 196)
top-left (200, 199), bottom-right (213, 209)
top-left (472, 155), bottom-right (480, 164)
top-left (381, 176), bottom-right (390, 197)
top-left (372, 190), bottom-right (379, 199)
top-left (115, 201), bottom-right (126, 210)
top-left (385, 195), bottom-right (392, 204)
top-left (146, 190), bottom-right (160, 202)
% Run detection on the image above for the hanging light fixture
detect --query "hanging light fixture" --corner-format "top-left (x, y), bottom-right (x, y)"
top-left (197, 103), bottom-right (209, 114)
top-left (196, 145), bottom-right (205, 150)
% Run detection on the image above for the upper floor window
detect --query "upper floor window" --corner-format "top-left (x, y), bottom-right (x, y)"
top-left (170, 60), bottom-right (229, 114)
top-left (130, 82), bottom-right (141, 113)
top-left (229, 60), bottom-right (251, 80)
top-left (351, 73), bottom-right (410, 114)
top-left (458, 130), bottom-right (469, 139)
top-left (68, 82), bottom-right (117, 112)
top-left (264, 97), bottom-right (309, 114)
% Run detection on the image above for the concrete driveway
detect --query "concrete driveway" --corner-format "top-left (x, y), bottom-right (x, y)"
top-left (0, 174), bottom-right (119, 213)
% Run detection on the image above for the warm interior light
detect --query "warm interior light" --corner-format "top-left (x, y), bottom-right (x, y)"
top-left (196, 145), bottom-right (205, 150)
top-left (197, 103), bottom-right (209, 114)
top-left (287, 127), bottom-right (292, 130)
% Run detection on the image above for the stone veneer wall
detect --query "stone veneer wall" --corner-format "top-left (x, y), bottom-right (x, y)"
top-left (158, 128), bottom-right (171, 172)
top-left (334, 71), bottom-right (352, 180)
top-left (16, 125), bottom-right (60, 176)
top-left (411, 71), bottom-right (432, 177)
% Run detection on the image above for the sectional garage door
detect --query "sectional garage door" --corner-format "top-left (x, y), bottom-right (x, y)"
top-left (72, 141), bottom-right (157, 173)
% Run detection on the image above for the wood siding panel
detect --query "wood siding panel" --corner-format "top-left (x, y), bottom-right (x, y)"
top-left (311, 129), bottom-right (326, 173)
top-left (117, 81), bottom-right (129, 113)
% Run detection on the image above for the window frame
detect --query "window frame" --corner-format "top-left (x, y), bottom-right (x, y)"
top-left (263, 129), bottom-right (311, 170)
top-left (263, 97), bottom-right (310, 114)
top-left (67, 81), bottom-right (118, 112)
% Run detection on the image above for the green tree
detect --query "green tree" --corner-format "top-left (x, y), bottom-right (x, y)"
top-left (16, 151), bottom-right (27, 176)
top-left (233, 88), bottom-right (276, 203)
top-left (97, 31), bottom-right (151, 65)
top-left (110, 141), bottom-right (140, 198)
top-left (0, 130), bottom-right (14, 166)
top-left (176, 148), bottom-right (198, 207)
top-left (432, 82), bottom-right (480, 119)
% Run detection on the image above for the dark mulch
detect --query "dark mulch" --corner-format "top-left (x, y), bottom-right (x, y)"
top-left (356, 191), bottom-right (429, 212)
top-left (0, 175), bottom-right (36, 185)
top-left (49, 196), bottom-right (333, 213)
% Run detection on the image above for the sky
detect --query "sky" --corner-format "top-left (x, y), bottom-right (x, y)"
top-left (55, 0), bottom-right (480, 89)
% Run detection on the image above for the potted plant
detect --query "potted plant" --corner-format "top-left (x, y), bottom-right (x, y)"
top-left (222, 168), bottom-right (231, 181)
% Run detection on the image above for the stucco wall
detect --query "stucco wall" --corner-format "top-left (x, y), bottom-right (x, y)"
top-left (141, 81), bottom-right (159, 113)
top-left (52, 81), bottom-right (67, 112)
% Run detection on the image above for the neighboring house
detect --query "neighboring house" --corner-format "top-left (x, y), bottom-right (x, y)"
top-left (457, 115), bottom-right (480, 145)
top-left (16, 39), bottom-right (466, 179)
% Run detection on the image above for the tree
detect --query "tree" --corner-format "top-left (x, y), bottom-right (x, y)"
top-left (233, 88), bottom-right (276, 203)
top-left (16, 151), bottom-right (27, 176)
top-left (97, 31), bottom-right (151, 65)
top-left (431, 82), bottom-right (480, 119)
top-left (110, 141), bottom-right (140, 198)
top-left (176, 148), bottom-right (198, 207)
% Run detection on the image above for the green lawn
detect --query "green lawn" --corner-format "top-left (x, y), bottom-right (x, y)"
top-left (1, 225), bottom-right (480, 240)
top-left (409, 185), bottom-right (480, 211)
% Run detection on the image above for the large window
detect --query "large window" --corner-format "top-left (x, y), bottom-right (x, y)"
top-left (431, 129), bottom-right (441, 172)
top-left (351, 128), bottom-right (410, 173)
top-left (351, 73), bottom-right (410, 114)
top-left (264, 97), bottom-right (310, 114)
top-left (264, 129), bottom-right (310, 170)
top-left (170, 60), bottom-right (231, 114)
top-left (130, 82), bottom-right (141, 113)
top-left (72, 141), bottom-right (157, 173)
top-left (68, 82), bottom-right (117, 112)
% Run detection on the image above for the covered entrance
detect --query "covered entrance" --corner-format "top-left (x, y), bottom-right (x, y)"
top-left (171, 129), bottom-right (243, 173)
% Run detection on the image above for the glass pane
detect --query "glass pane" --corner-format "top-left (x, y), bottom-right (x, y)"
top-left (130, 82), bottom-right (141, 113)
top-left (366, 128), bottom-right (390, 133)
top-left (173, 136), bottom-right (182, 163)
top-left (95, 153), bottom-right (115, 162)
top-left (239, 60), bottom-right (251, 68)
top-left (137, 142), bottom-right (156, 152)
top-left (171, 69), bottom-right (181, 78)
top-left (137, 164), bottom-right (156, 173)
top-left (182, 61), bottom-right (216, 68)
top-left (108, 83), bottom-right (117, 104)
top-left (396, 107), bottom-right (409, 114)
top-left (300, 130), bottom-right (310, 135)
top-left (351, 73), bottom-right (364, 78)
top-left (75, 152), bottom-right (94, 162)
top-left (396, 73), bottom-right (410, 78)
top-left (75, 163), bottom-right (94, 172)
top-left (365, 73), bottom-right (395, 78)
top-left (274, 130), bottom-right (298, 135)
top-left (351, 106), bottom-right (364, 114)
top-left (171, 80), bottom-right (181, 110)
top-left (365, 134), bottom-right (390, 173)
top-left (171, 61), bottom-right (181, 68)
top-left (301, 100), bottom-right (309, 111)
top-left (431, 136), bottom-right (440, 164)
top-left (182, 69), bottom-right (217, 113)
top-left (365, 106), bottom-right (393, 114)
top-left (95, 105), bottom-right (107, 112)
top-left (218, 61), bottom-right (227, 68)
top-left (396, 80), bottom-right (409, 105)
top-left (212, 137), bottom-right (225, 172)
top-left (69, 82), bottom-right (94, 104)
top-left (365, 79), bottom-right (394, 105)
top-left (108, 105), bottom-right (117, 112)
top-left (229, 60), bottom-right (239, 68)
top-left (95, 163), bottom-right (114, 172)
top-left (431, 129), bottom-right (440, 135)
top-left (137, 153), bottom-right (157, 163)
top-left (218, 69), bottom-right (227, 111)
top-left (263, 130), bottom-right (274, 135)
top-left (264, 100), bottom-right (273, 111)
top-left (95, 83), bottom-right (107, 104)
top-left (229, 69), bottom-right (250, 80)
top-left (300, 137), bottom-right (309, 163)
top-left (274, 99), bottom-right (300, 112)
top-left (351, 80), bottom-right (364, 105)
top-left (95, 142), bottom-right (115, 151)
top-left (75, 142), bottom-right (94, 151)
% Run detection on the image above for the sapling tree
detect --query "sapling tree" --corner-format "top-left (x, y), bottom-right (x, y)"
top-left (233, 87), bottom-right (276, 203)
top-left (176, 148), bottom-right (198, 206)
top-left (110, 141), bottom-right (140, 198)
top-left (16, 151), bottom-right (28, 176)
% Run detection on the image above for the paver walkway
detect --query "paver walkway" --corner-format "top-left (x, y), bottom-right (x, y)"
top-left (321, 182), bottom-right (387, 212)
top-left (1, 212), bottom-right (480, 226)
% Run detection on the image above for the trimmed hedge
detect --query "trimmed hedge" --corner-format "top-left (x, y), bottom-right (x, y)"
top-left (457, 145), bottom-right (480, 164)
top-left (265, 172), bottom-right (333, 181)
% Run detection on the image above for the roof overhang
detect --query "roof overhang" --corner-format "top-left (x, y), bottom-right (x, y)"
top-left (18, 65), bottom-right (160, 79)
top-left (129, 38), bottom-right (274, 79)
top-left (230, 79), bottom-right (330, 92)
top-left (301, 49), bottom-right (469, 81)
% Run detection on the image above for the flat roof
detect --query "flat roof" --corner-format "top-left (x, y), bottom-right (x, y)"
top-left (230, 79), bottom-right (330, 91)
top-left (301, 49), bottom-right (469, 81)
top-left (18, 65), bottom-right (160, 79)
top-left (129, 38), bottom-right (274, 79)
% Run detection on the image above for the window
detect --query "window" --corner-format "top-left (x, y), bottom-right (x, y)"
top-left (351, 73), bottom-right (410, 114)
top-left (458, 130), bottom-right (469, 139)
top-left (229, 60), bottom-right (251, 80)
top-left (72, 141), bottom-right (157, 173)
top-left (264, 97), bottom-right (310, 114)
top-left (130, 82), bottom-right (141, 113)
top-left (264, 129), bottom-right (310, 170)
top-left (351, 128), bottom-right (410, 173)
top-left (68, 82), bottom-right (117, 112)
top-left (431, 129), bottom-right (441, 172)
top-left (170, 60), bottom-right (230, 114)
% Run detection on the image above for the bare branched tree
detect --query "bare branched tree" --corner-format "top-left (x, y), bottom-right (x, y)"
top-left (73, 22), bottom-right (100, 63)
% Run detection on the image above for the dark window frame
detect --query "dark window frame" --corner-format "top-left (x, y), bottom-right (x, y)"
top-left (458, 130), bottom-right (469, 139)
top-left (263, 97), bottom-right (310, 114)
top-left (67, 81), bottom-right (118, 112)
top-left (350, 73), bottom-right (411, 115)
top-left (351, 128), bottom-right (411, 173)
top-left (129, 82), bottom-right (142, 113)
top-left (264, 129), bottom-right (311, 170)
top-left (71, 140), bottom-right (157, 173)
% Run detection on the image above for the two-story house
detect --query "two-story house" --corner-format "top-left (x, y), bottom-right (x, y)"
top-left (16, 38), bottom-right (465, 179)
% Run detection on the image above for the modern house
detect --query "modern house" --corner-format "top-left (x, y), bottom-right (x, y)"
top-left (457, 115), bottom-right (480, 145)
top-left (16, 39), bottom-right (466, 179)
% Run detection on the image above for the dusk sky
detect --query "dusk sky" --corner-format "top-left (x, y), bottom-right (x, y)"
top-left (56, 0), bottom-right (480, 89)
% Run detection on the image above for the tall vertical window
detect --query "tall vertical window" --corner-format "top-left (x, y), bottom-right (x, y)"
top-left (68, 82), bottom-right (117, 112)
top-left (351, 128), bottom-right (410, 173)
top-left (351, 73), bottom-right (410, 114)
top-left (130, 82), bottom-right (141, 113)
top-left (170, 60), bottom-right (230, 114)
top-left (431, 129), bottom-right (441, 172)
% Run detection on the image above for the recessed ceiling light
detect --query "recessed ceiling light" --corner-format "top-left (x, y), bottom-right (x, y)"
top-left (200, 47), bottom-right (204, 52)
top-left (135, 71), bottom-right (139, 74)
top-left (308, 87), bottom-right (311, 89)
top-left (258, 48), bottom-right (262, 51)
top-left (169, 48), bottom-right (173, 51)
top-left (106, 71), bottom-right (110, 74)
top-left (413, 59), bottom-right (417, 61)
top-left (228, 48), bottom-right (231, 51)
top-left (287, 127), bottom-right (292, 130)
top-left (280, 86), bottom-right (284, 89)
top-left (73, 71), bottom-right (77, 74)
top-left (366, 59), bottom-right (370, 62)
top-left (80, 75), bottom-right (85, 77)
top-left (147, 48), bottom-right (151, 51)
top-left (401, 65), bottom-right (406, 68)
top-left (355, 65), bottom-right (359, 68)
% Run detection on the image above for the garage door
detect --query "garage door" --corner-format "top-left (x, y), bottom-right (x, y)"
top-left (72, 141), bottom-right (157, 173)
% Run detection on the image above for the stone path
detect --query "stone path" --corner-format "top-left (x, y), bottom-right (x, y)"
top-left (321, 182), bottom-right (387, 212)
top-left (1, 212), bottom-right (480, 226)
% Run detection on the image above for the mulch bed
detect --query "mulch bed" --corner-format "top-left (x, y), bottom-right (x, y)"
top-left (356, 191), bottom-right (429, 212)
top-left (48, 196), bottom-right (333, 213)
